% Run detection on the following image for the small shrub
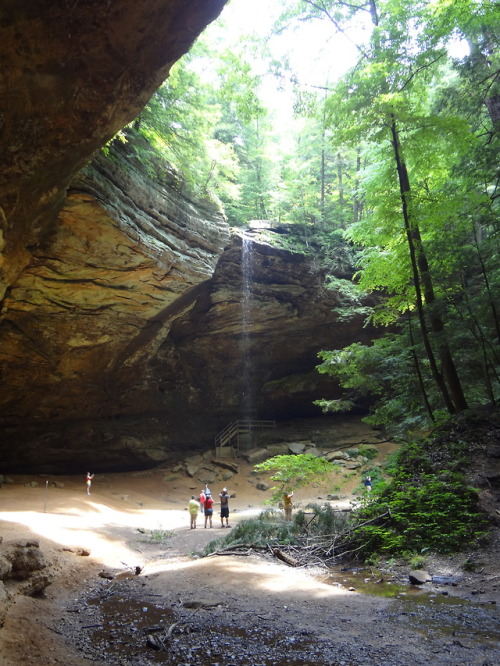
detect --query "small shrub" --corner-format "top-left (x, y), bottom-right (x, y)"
top-left (358, 445), bottom-right (379, 460)
top-left (200, 509), bottom-right (299, 556)
top-left (143, 528), bottom-right (174, 545)
top-left (405, 553), bottom-right (427, 569)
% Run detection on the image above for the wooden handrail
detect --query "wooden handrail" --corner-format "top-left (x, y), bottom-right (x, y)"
top-left (214, 419), bottom-right (276, 449)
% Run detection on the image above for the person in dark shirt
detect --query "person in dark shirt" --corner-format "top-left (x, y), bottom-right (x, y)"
top-left (219, 487), bottom-right (231, 528)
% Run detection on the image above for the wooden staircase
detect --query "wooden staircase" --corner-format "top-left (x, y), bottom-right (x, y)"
top-left (214, 419), bottom-right (276, 457)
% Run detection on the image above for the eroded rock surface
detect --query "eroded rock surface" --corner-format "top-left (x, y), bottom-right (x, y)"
top-left (0, 539), bottom-right (53, 626)
top-left (0, 1), bottom-right (384, 473)
top-left (0, 138), bottom-right (380, 471)
top-left (0, 0), bottom-right (228, 298)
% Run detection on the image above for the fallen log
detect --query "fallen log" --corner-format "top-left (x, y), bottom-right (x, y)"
top-left (272, 548), bottom-right (299, 567)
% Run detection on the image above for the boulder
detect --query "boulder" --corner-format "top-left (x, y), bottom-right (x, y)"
top-left (288, 442), bottom-right (307, 454)
top-left (242, 449), bottom-right (269, 464)
top-left (304, 447), bottom-right (322, 457)
top-left (0, 582), bottom-right (9, 626)
top-left (324, 450), bottom-right (348, 461)
top-left (0, 555), bottom-right (12, 580)
top-left (18, 571), bottom-right (54, 597)
top-left (211, 459), bottom-right (240, 473)
top-left (265, 444), bottom-right (290, 457)
top-left (408, 570), bottom-right (431, 585)
top-left (197, 469), bottom-right (217, 484)
top-left (0, 541), bottom-right (53, 596)
top-left (185, 464), bottom-right (199, 478)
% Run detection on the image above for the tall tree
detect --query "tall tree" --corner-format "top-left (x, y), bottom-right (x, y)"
top-left (282, 0), bottom-right (499, 418)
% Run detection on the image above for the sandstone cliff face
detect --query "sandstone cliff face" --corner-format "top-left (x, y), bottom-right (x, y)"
top-left (0, 1), bottom-right (381, 473)
top-left (0, 0), bottom-right (228, 300)
top-left (0, 142), bottom-right (230, 471)
top-left (0, 140), bottom-right (378, 473)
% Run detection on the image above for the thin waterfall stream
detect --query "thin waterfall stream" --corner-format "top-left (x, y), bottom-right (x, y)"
top-left (241, 234), bottom-right (256, 419)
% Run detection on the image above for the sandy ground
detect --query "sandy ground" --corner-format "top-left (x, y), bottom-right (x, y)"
top-left (0, 453), bottom-right (499, 665)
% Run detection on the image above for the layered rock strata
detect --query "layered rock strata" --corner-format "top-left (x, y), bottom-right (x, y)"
top-left (0, 138), bottom-right (379, 472)
top-left (0, 0), bottom-right (228, 299)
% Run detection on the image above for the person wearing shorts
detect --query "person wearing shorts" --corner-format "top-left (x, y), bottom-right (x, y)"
top-left (188, 495), bottom-right (200, 529)
top-left (219, 487), bottom-right (231, 528)
top-left (85, 472), bottom-right (94, 495)
top-left (204, 493), bottom-right (214, 528)
top-left (199, 489), bottom-right (206, 514)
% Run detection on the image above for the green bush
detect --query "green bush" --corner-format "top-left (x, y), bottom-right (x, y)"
top-left (351, 465), bottom-right (488, 555)
top-left (358, 444), bottom-right (379, 460)
top-left (200, 509), bottom-right (300, 556)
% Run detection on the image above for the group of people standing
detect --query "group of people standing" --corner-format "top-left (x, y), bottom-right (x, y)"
top-left (188, 486), bottom-right (231, 530)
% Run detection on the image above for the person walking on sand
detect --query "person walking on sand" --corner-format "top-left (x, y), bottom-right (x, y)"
top-left (85, 472), bottom-right (94, 495)
top-left (199, 488), bottom-right (206, 515)
top-left (219, 487), bottom-right (231, 528)
top-left (188, 495), bottom-right (200, 529)
top-left (204, 492), bottom-right (214, 528)
top-left (283, 490), bottom-right (293, 521)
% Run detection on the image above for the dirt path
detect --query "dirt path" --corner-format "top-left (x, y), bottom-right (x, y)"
top-left (0, 463), bottom-right (499, 665)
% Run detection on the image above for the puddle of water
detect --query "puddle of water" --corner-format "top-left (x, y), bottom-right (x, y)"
top-left (394, 595), bottom-right (500, 649)
top-left (321, 566), bottom-right (500, 651)
top-left (85, 596), bottom-right (335, 665)
top-left (321, 567), bottom-right (420, 598)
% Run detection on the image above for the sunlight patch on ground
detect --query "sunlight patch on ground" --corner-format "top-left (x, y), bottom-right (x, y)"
top-left (0, 502), bottom-right (189, 569)
top-left (141, 550), bottom-right (349, 600)
top-left (219, 559), bottom-right (348, 599)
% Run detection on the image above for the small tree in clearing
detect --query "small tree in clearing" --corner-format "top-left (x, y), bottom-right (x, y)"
top-left (254, 454), bottom-right (333, 505)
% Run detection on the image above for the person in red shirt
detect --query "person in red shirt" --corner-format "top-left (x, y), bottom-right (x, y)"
top-left (204, 493), bottom-right (214, 528)
top-left (199, 489), bottom-right (206, 515)
top-left (85, 472), bottom-right (94, 495)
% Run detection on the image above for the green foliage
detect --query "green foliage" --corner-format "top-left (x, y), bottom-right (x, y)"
top-left (128, 50), bottom-right (240, 207)
top-left (200, 505), bottom-right (351, 557)
top-left (254, 454), bottom-right (334, 504)
top-left (348, 419), bottom-right (490, 556)
top-left (302, 502), bottom-right (352, 537)
top-left (141, 528), bottom-right (174, 545)
top-left (200, 509), bottom-right (300, 556)
top-left (315, 334), bottom-right (435, 434)
top-left (353, 472), bottom-right (486, 554)
top-left (304, 0), bottom-right (500, 424)
top-left (358, 445), bottom-right (379, 460)
top-left (406, 553), bottom-right (427, 569)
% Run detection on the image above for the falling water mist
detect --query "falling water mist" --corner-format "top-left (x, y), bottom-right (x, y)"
top-left (241, 234), bottom-right (256, 419)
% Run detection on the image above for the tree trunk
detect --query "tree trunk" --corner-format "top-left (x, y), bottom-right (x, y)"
top-left (390, 114), bottom-right (467, 413)
top-left (407, 311), bottom-right (435, 422)
top-left (352, 148), bottom-right (363, 224)
top-left (337, 152), bottom-right (345, 229)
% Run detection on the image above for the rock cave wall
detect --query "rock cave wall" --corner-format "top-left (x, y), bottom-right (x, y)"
top-left (0, 0), bottom-right (228, 299)
top-left (0, 1), bottom-right (381, 474)
top-left (0, 138), bottom-right (379, 473)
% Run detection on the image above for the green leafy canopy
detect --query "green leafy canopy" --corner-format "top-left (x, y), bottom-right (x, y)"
top-left (254, 454), bottom-right (334, 504)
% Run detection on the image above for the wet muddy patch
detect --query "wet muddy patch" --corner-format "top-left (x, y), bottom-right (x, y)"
top-left (78, 591), bottom-right (351, 666)
top-left (322, 565), bottom-right (500, 651)
top-left (59, 561), bottom-right (500, 666)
